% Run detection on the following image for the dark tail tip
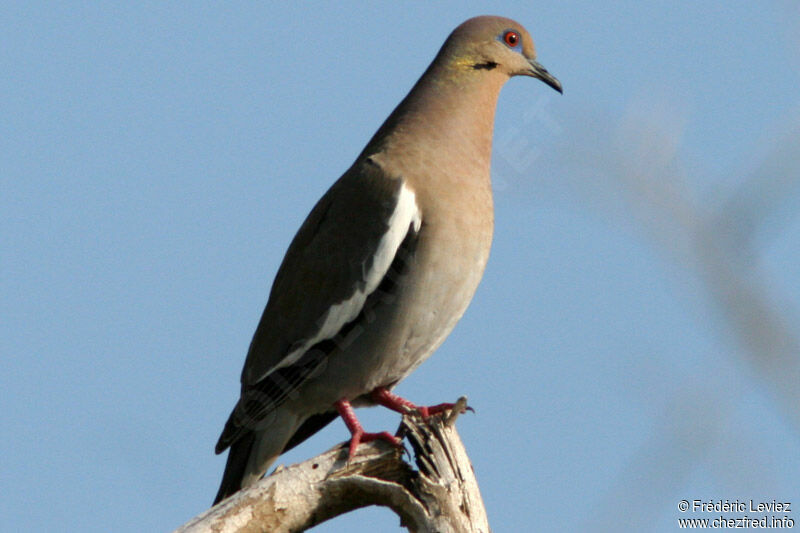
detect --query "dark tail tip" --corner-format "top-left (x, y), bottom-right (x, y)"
top-left (213, 430), bottom-right (256, 505)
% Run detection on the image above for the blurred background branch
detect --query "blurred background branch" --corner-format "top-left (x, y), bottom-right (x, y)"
top-left (501, 98), bottom-right (800, 529)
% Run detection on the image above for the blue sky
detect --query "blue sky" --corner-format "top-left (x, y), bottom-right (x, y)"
top-left (3, 2), bottom-right (799, 531)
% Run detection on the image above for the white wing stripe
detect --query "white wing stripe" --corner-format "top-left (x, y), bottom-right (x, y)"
top-left (269, 182), bottom-right (421, 374)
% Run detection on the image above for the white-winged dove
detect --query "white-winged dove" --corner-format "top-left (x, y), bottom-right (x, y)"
top-left (213, 15), bottom-right (561, 504)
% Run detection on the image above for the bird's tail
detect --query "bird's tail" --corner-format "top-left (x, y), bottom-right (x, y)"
top-left (213, 430), bottom-right (256, 505)
top-left (212, 407), bottom-right (306, 505)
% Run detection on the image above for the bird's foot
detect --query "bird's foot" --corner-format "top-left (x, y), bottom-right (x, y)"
top-left (334, 397), bottom-right (401, 460)
top-left (346, 429), bottom-right (401, 459)
top-left (370, 387), bottom-right (474, 419)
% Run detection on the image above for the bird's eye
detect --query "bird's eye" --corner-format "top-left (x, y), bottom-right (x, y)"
top-left (503, 31), bottom-right (520, 47)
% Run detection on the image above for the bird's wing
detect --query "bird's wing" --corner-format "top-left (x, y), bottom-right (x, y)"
top-left (216, 158), bottom-right (421, 452)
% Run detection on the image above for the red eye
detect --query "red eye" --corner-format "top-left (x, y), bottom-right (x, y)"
top-left (503, 31), bottom-right (520, 47)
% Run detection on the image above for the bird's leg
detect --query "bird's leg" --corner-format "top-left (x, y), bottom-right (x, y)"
top-left (370, 387), bottom-right (471, 419)
top-left (334, 398), bottom-right (400, 460)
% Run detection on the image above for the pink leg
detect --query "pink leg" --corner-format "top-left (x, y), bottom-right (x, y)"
top-left (334, 398), bottom-right (400, 459)
top-left (370, 387), bottom-right (470, 419)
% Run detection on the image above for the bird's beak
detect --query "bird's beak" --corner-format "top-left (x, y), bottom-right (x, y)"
top-left (527, 59), bottom-right (562, 94)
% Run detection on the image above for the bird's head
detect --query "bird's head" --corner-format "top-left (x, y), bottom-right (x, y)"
top-left (440, 15), bottom-right (562, 94)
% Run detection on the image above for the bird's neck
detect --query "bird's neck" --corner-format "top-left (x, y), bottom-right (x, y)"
top-left (361, 64), bottom-right (507, 172)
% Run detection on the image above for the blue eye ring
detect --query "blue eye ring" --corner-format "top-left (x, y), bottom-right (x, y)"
top-left (502, 30), bottom-right (520, 48)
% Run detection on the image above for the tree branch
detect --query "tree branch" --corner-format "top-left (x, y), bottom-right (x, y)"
top-left (175, 397), bottom-right (490, 533)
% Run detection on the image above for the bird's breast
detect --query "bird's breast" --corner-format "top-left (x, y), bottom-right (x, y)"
top-left (381, 171), bottom-right (494, 381)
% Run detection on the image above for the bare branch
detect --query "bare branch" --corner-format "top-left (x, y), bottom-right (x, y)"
top-left (175, 399), bottom-right (489, 533)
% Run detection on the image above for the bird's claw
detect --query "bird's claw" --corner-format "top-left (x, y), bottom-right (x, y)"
top-left (371, 387), bottom-right (474, 421)
top-left (346, 430), bottom-right (402, 461)
top-left (415, 401), bottom-right (473, 419)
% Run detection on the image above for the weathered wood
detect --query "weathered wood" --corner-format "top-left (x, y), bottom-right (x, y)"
top-left (175, 398), bottom-right (489, 532)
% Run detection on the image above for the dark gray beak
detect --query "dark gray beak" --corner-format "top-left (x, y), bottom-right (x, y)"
top-left (527, 59), bottom-right (563, 94)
